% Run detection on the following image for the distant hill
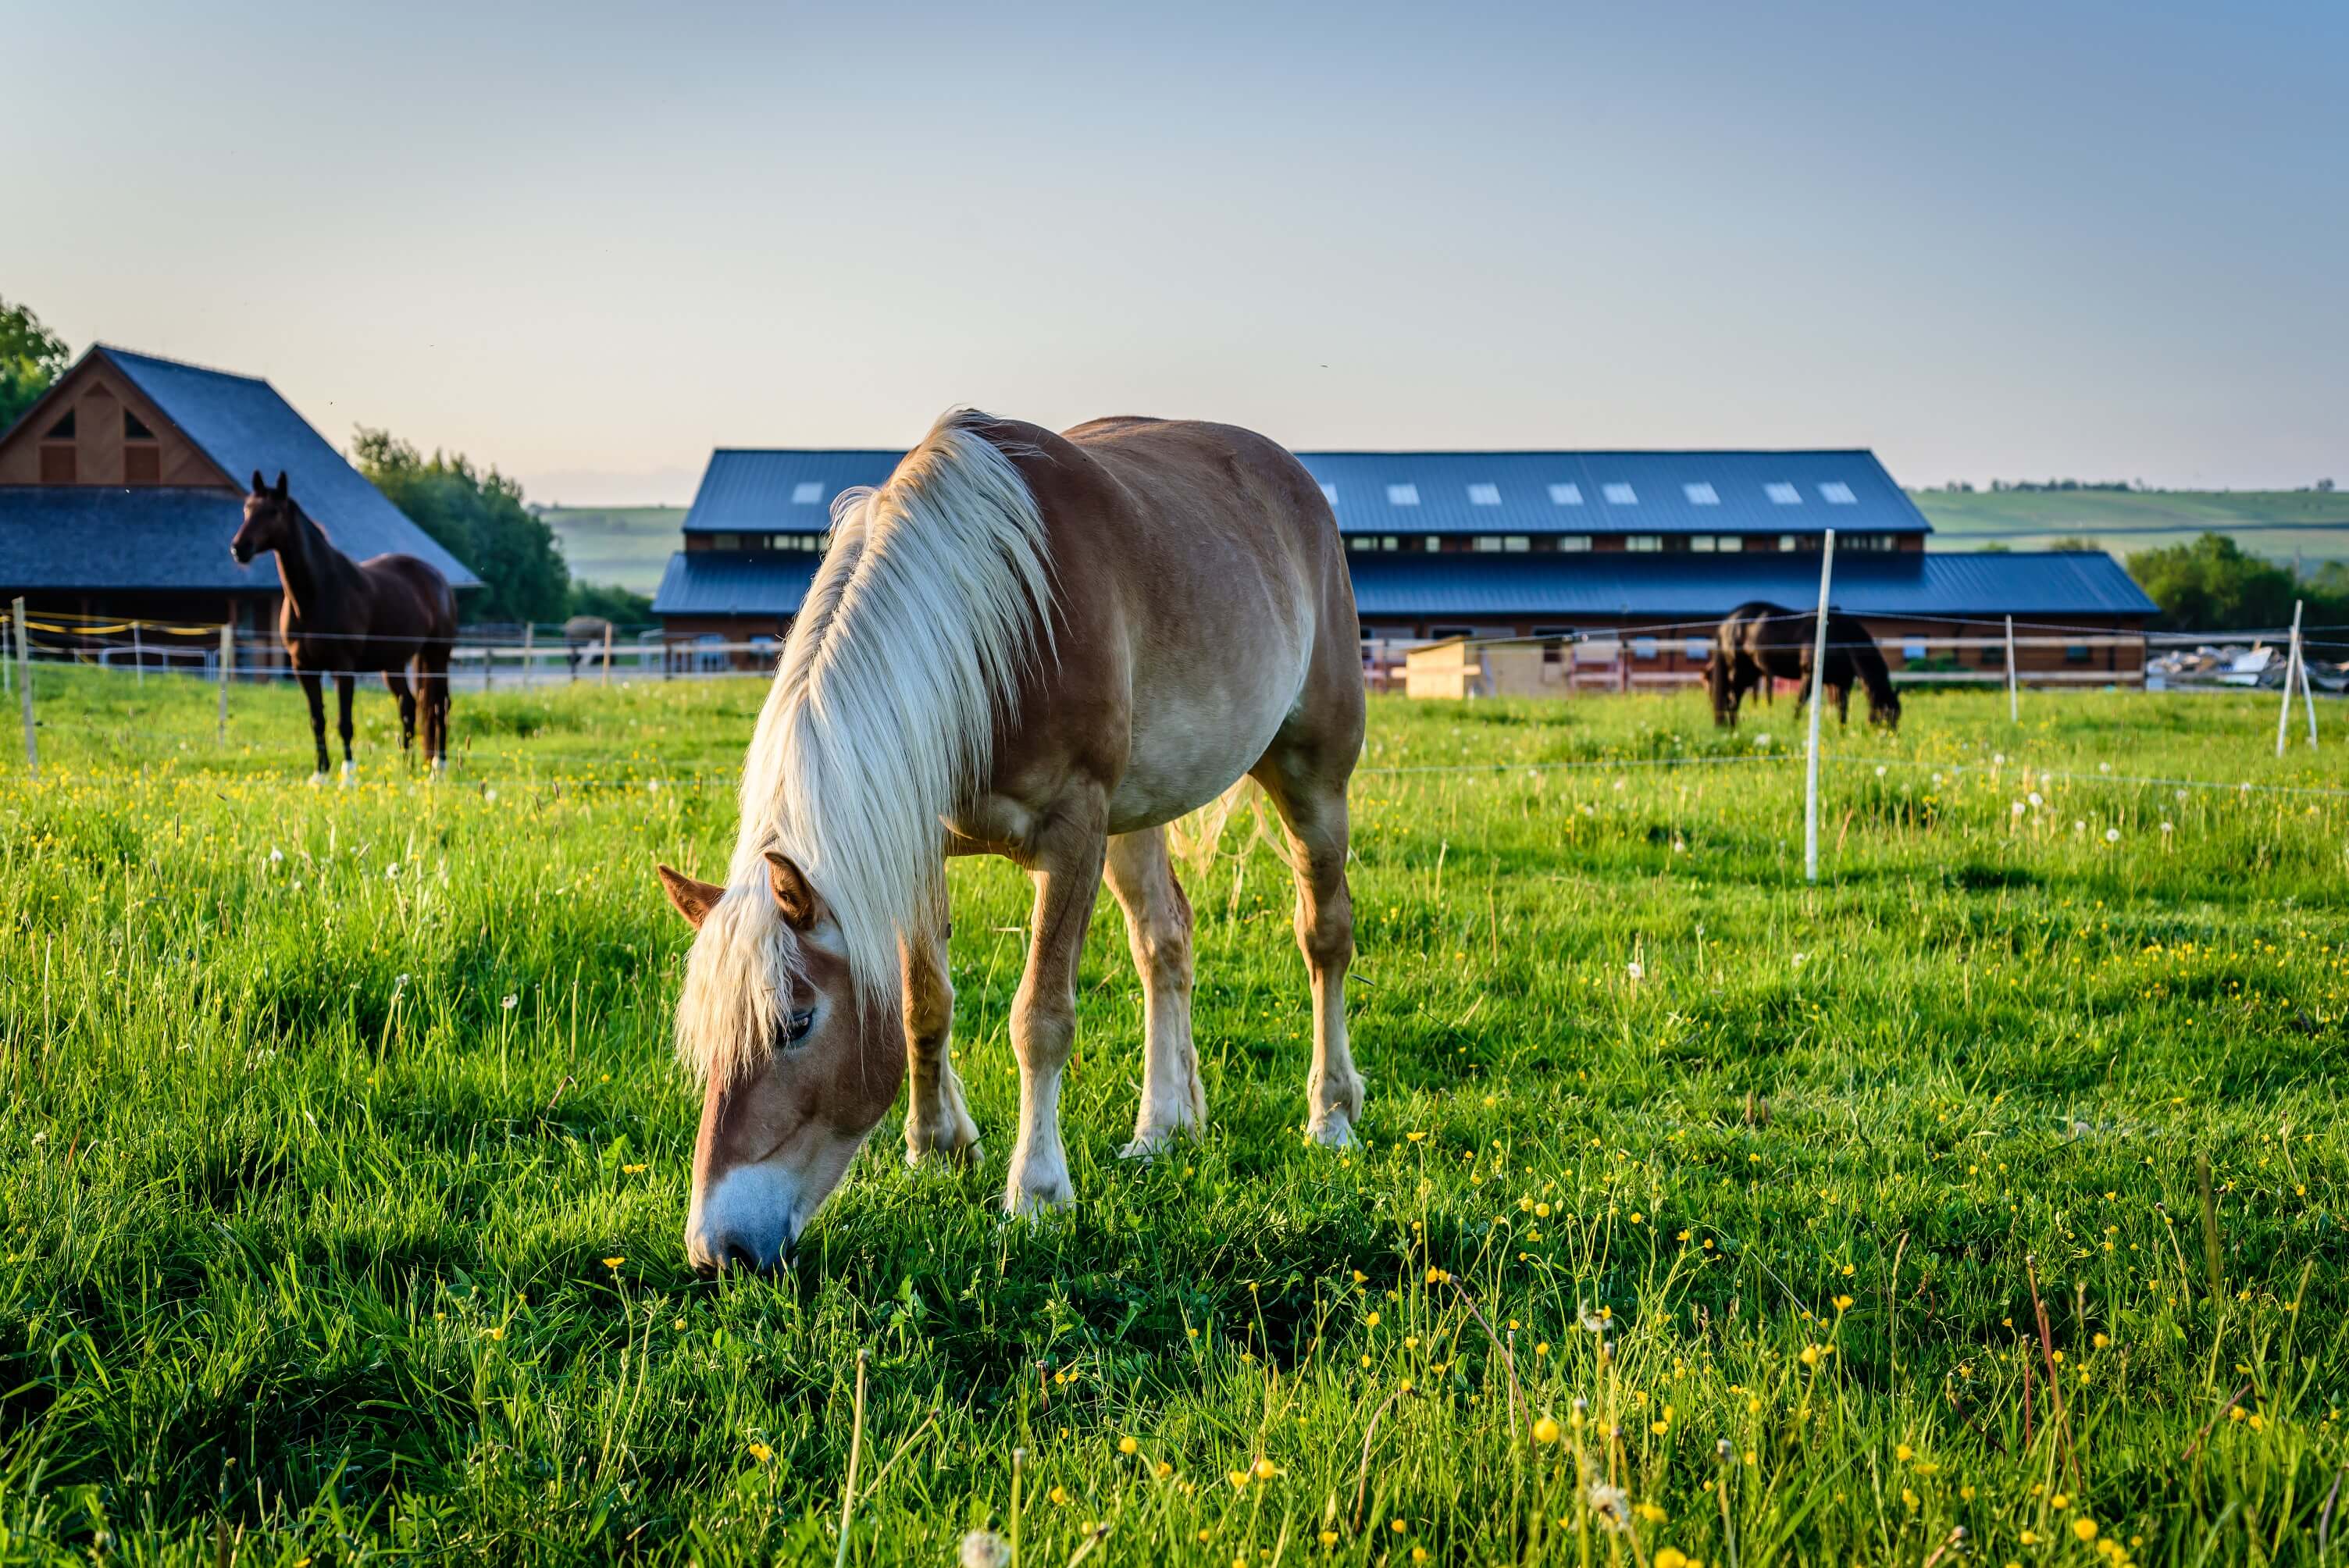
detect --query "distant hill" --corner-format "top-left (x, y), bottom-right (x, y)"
top-left (538, 506), bottom-right (686, 596)
top-left (1910, 488), bottom-right (2349, 565)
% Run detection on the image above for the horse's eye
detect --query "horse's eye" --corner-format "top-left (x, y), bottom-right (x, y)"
top-left (784, 1010), bottom-right (816, 1046)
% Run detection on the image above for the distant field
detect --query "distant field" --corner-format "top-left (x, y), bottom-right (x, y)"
top-left (1912, 489), bottom-right (2349, 565)
top-left (5, 672), bottom-right (2347, 1563)
top-left (540, 505), bottom-right (688, 596)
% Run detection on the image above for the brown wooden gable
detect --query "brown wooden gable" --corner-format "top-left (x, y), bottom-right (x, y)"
top-left (0, 348), bottom-right (230, 490)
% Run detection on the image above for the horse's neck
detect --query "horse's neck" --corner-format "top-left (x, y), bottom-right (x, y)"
top-left (276, 512), bottom-right (358, 624)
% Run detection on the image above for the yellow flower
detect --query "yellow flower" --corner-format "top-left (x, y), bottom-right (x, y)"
top-left (1228, 1470), bottom-right (1249, 1491)
top-left (2075, 1519), bottom-right (2099, 1542)
top-left (1366, 1311), bottom-right (1381, 1327)
top-left (1048, 1486), bottom-right (1068, 1506)
top-left (1411, 1550), bottom-right (1428, 1563)
top-left (1833, 1295), bottom-right (1855, 1312)
top-left (1636, 1502), bottom-right (1667, 1523)
top-left (1800, 1345), bottom-right (1823, 1367)
top-left (1253, 1457), bottom-right (1278, 1480)
top-left (747, 1442), bottom-right (772, 1463)
top-left (601, 1256), bottom-right (625, 1270)
top-left (621, 1164), bottom-right (647, 1174)
top-left (1155, 1461), bottom-right (1174, 1479)
top-left (2021, 1531), bottom-right (2038, 1546)
top-left (1426, 1267), bottom-right (1450, 1284)
top-left (1118, 1436), bottom-right (1139, 1456)
top-left (1895, 1444), bottom-right (1912, 1462)
top-left (1533, 1417), bottom-right (1561, 1444)
top-left (1319, 1531), bottom-right (1338, 1548)
top-left (1656, 1551), bottom-right (1690, 1568)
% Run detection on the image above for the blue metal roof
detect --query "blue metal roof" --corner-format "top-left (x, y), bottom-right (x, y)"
top-left (91, 347), bottom-right (480, 588)
top-left (1346, 551), bottom-right (2155, 621)
top-left (652, 550), bottom-right (823, 617)
top-left (0, 487), bottom-right (277, 593)
top-left (679, 446), bottom-right (1929, 540)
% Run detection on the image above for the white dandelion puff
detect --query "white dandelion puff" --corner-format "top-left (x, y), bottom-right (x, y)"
top-left (501, 994), bottom-right (519, 1010)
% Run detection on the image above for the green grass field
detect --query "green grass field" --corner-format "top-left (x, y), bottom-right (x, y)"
top-left (1910, 490), bottom-right (2349, 565)
top-left (3, 670), bottom-right (2345, 1565)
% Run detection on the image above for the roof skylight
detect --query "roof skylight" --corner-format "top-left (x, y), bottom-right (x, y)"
top-left (1387, 483), bottom-right (1420, 507)
top-left (1820, 482), bottom-right (1857, 504)
top-left (1765, 483), bottom-right (1802, 504)
top-left (1602, 483), bottom-right (1638, 505)
top-left (1548, 483), bottom-right (1583, 505)
top-left (1684, 483), bottom-right (1720, 505)
top-left (1467, 483), bottom-right (1501, 506)
top-left (791, 481), bottom-right (824, 504)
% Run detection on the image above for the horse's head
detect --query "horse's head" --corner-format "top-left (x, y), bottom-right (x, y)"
top-left (231, 470), bottom-right (294, 565)
top-left (658, 855), bottom-right (902, 1275)
top-left (1870, 686), bottom-right (1904, 731)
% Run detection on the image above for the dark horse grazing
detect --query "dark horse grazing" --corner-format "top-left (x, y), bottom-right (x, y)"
top-left (1706, 600), bottom-right (1901, 729)
top-left (230, 471), bottom-right (457, 780)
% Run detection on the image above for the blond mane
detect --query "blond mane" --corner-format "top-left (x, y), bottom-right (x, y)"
top-left (675, 411), bottom-right (1055, 1083)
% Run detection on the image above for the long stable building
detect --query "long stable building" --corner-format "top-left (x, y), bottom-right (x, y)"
top-left (654, 446), bottom-right (2155, 684)
top-left (0, 345), bottom-right (476, 660)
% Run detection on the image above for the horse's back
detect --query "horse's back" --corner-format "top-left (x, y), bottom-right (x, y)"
top-left (983, 415), bottom-right (1359, 830)
top-left (359, 554), bottom-right (458, 639)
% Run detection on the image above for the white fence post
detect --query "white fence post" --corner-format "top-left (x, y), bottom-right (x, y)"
top-left (1805, 529), bottom-right (1836, 885)
top-left (2005, 615), bottom-right (2018, 722)
top-left (13, 597), bottom-right (34, 779)
top-left (2276, 600), bottom-right (2303, 758)
top-left (2301, 630), bottom-right (2320, 749)
top-left (217, 622), bottom-right (233, 745)
top-left (522, 623), bottom-right (534, 690)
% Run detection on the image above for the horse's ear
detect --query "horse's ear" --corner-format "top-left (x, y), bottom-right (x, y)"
top-left (273, 472), bottom-right (288, 500)
top-left (251, 469), bottom-right (266, 494)
top-left (657, 862), bottom-right (724, 930)
top-left (762, 851), bottom-right (818, 930)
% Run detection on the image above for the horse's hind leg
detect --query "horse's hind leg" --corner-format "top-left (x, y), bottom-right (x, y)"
top-left (421, 651), bottom-right (450, 771)
top-left (335, 675), bottom-right (357, 783)
top-left (900, 918), bottom-right (980, 1167)
top-left (1107, 826), bottom-right (1202, 1159)
top-left (385, 667), bottom-right (417, 757)
top-left (298, 671), bottom-right (330, 782)
top-left (1254, 745), bottom-right (1365, 1148)
top-left (1003, 792), bottom-right (1107, 1215)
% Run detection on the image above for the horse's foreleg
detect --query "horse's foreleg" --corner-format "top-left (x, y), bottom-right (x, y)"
top-left (1257, 758), bottom-right (1364, 1148)
top-left (1003, 797), bottom-right (1107, 1216)
top-left (335, 675), bottom-right (357, 782)
top-left (901, 916), bottom-right (980, 1167)
top-left (1107, 826), bottom-right (1202, 1159)
top-left (299, 672), bottom-right (330, 780)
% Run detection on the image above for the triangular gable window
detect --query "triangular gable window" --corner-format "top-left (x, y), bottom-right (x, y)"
top-left (45, 410), bottom-right (75, 440)
top-left (124, 409), bottom-right (155, 440)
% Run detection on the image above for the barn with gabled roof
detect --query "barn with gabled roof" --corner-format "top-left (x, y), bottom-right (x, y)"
top-left (0, 345), bottom-right (476, 657)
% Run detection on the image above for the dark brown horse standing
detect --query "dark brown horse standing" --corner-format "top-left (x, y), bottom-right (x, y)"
top-left (1707, 600), bottom-right (1901, 729)
top-left (230, 471), bottom-right (457, 779)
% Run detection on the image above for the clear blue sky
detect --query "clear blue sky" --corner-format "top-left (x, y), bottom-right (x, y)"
top-left (13, 1), bottom-right (2344, 504)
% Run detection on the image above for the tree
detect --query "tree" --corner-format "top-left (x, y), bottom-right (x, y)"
top-left (353, 428), bottom-right (570, 624)
top-left (566, 579), bottom-right (654, 625)
top-left (0, 298), bottom-right (70, 435)
top-left (2045, 536), bottom-right (2103, 553)
top-left (2124, 533), bottom-right (2308, 632)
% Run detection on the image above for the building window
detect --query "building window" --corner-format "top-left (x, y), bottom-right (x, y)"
top-left (45, 411), bottom-right (74, 440)
top-left (1549, 483), bottom-right (1584, 505)
top-left (1424, 536), bottom-right (1441, 551)
top-left (1349, 536), bottom-right (1377, 552)
top-left (2065, 643), bottom-right (2091, 665)
top-left (1431, 625), bottom-right (1474, 640)
top-left (711, 533), bottom-right (743, 551)
top-left (1839, 533), bottom-right (1898, 553)
top-left (1556, 535), bottom-right (1592, 552)
top-left (1467, 483), bottom-right (1501, 506)
top-left (1819, 481), bottom-right (1857, 504)
top-left (1387, 483), bottom-right (1420, 507)
top-left (1381, 535), bottom-right (1399, 551)
top-left (1981, 640), bottom-right (2005, 668)
top-left (1683, 482), bottom-right (1720, 505)
top-left (1691, 535), bottom-right (1716, 553)
top-left (124, 409), bottom-right (153, 439)
top-left (1602, 483), bottom-right (1638, 505)
top-left (1902, 638), bottom-right (1927, 662)
top-left (1684, 637), bottom-right (1710, 661)
top-left (1766, 482), bottom-right (1802, 505)
top-left (1780, 535), bottom-right (1800, 551)
top-left (792, 481), bottom-right (824, 504)
top-left (1472, 536), bottom-right (1502, 552)
top-left (1534, 625), bottom-right (1574, 664)
top-left (1625, 535), bottom-right (1663, 551)
top-left (1717, 535), bottom-right (1744, 553)
top-left (1632, 637), bottom-right (1659, 661)
top-left (1502, 535), bottom-right (1529, 552)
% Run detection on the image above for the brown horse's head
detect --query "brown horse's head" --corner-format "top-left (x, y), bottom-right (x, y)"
top-left (658, 856), bottom-right (902, 1275)
top-left (231, 470), bottom-right (296, 565)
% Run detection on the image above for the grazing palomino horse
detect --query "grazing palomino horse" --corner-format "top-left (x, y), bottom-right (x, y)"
top-left (230, 471), bottom-right (458, 779)
top-left (1706, 600), bottom-right (1901, 730)
top-left (655, 412), bottom-right (1366, 1274)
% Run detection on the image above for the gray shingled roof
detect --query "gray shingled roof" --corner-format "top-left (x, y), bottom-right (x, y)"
top-left (0, 487), bottom-right (274, 593)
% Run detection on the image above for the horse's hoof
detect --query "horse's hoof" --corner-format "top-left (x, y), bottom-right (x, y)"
top-left (905, 1137), bottom-right (982, 1171)
top-left (1002, 1173), bottom-right (1075, 1217)
top-left (1303, 1110), bottom-right (1359, 1149)
top-left (1119, 1120), bottom-right (1199, 1162)
top-left (308, 772), bottom-right (326, 787)
top-left (339, 762), bottom-right (355, 787)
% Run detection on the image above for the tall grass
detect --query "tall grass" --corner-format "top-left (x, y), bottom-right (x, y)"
top-left (1, 668), bottom-right (2344, 1563)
